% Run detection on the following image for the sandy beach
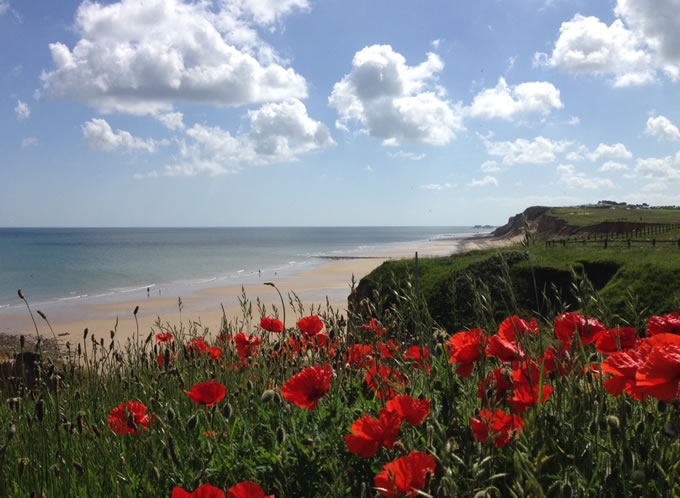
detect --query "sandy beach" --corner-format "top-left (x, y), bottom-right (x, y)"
top-left (0, 232), bottom-right (518, 352)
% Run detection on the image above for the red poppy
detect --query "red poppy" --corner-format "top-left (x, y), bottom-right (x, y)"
top-left (172, 483), bottom-right (225, 498)
top-left (155, 332), bottom-right (174, 343)
top-left (345, 408), bottom-right (403, 458)
top-left (217, 332), bottom-right (232, 344)
top-left (445, 329), bottom-right (486, 377)
top-left (296, 315), bottom-right (324, 337)
top-left (386, 395), bottom-right (430, 426)
top-left (281, 363), bottom-right (332, 411)
top-left (234, 333), bottom-right (262, 362)
top-left (108, 401), bottom-right (154, 435)
top-left (365, 364), bottom-right (407, 399)
top-left (554, 312), bottom-right (606, 349)
top-left (540, 346), bottom-right (572, 377)
top-left (347, 344), bottom-right (374, 368)
top-left (485, 334), bottom-right (523, 362)
top-left (187, 336), bottom-right (208, 355)
top-left (594, 327), bottom-right (638, 354)
top-left (373, 451), bottom-right (436, 498)
top-left (636, 343), bottom-right (680, 402)
top-left (362, 318), bottom-right (387, 337)
top-left (209, 346), bottom-right (223, 361)
top-left (227, 481), bottom-right (274, 498)
top-left (601, 344), bottom-right (650, 400)
top-left (478, 367), bottom-right (513, 405)
top-left (508, 361), bottom-right (553, 413)
top-left (498, 316), bottom-right (538, 342)
top-left (647, 312), bottom-right (680, 336)
top-left (260, 316), bottom-right (284, 333)
top-left (403, 346), bottom-right (430, 373)
top-left (470, 408), bottom-right (524, 448)
top-left (185, 381), bottom-right (227, 407)
top-left (377, 340), bottom-right (399, 359)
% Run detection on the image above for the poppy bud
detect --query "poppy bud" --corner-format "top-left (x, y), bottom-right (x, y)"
top-left (247, 380), bottom-right (254, 391)
top-left (260, 389), bottom-right (276, 403)
top-left (110, 330), bottom-right (115, 339)
top-left (166, 407), bottom-right (176, 422)
top-left (221, 402), bottom-right (232, 420)
top-left (20, 335), bottom-right (25, 349)
top-left (606, 415), bottom-right (620, 431)
top-left (186, 414), bottom-right (198, 432)
top-left (18, 289), bottom-right (24, 299)
top-left (35, 399), bottom-right (45, 422)
top-left (37, 310), bottom-right (46, 320)
top-left (120, 455), bottom-right (126, 466)
top-left (83, 328), bottom-right (88, 340)
top-left (663, 421), bottom-right (676, 438)
top-left (18, 457), bottom-right (27, 477)
top-left (631, 470), bottom-right (645, 483)
top-left (76, 411), bottom-right (85, 434)
top-left (276, 426), bottom-right (286, 444)
top-left (393, 441), bottom-right (407, 456)
top-left (73, 461), bottom-right (85, 475)
top-left (152, 466), bottom-right (161, 481)
top-left (133, 306), bottom-right (139, 316)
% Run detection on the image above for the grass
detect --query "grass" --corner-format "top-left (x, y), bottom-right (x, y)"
top-left (549, 206), bottom-right (680, 227)
top-left (2, 242), bottom-right (680, 496)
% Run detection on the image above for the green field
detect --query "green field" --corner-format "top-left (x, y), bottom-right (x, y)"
top-left (549, 206), bottom-right (680, 227)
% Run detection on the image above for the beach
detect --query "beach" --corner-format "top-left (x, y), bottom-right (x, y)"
top-left (0, 232), bottom-right (518, 352)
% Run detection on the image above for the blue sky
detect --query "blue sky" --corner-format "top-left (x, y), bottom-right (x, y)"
top-left (2, 0), bottom-right (679, 227)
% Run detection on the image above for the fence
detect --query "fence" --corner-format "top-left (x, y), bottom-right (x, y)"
top-left (545, 223), bottom-right (680, 249)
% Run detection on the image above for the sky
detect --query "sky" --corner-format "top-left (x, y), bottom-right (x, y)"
top-left (1, 0), bottom-right (680, 227)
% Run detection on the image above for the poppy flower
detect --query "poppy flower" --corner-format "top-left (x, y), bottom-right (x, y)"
top-left (540, 346), bottom-right (572, 377)
top-left (362, 318), bottom-right (387, 337)
top-left (281, 363), bottom-right (332, 411)
top-left (601, 344), bottom-right (650, 400)
top-left (227, 481), bottom-right (274, 498)
top-left (347, 344), bottom-right (374, 368)
top-left (485, 334), bottom-right (523, 362)
top-left (373, 451), bottom-right (436, 498)
top-left (296, 315), bottom-right (324, 337)
top-left (172, 483), bottom-right (225, 498)
top-left (187, 337), bottom-right (208, 355)
top-left (636, 343), bottom-right (680, 402)
top-left (470, 408), bottom-right (524, 448)
top-left (508, 360), bottom-right (553, 413)
top-left (386, 395), bottom-right (430, 426)
top-left (365, 364), bottom-right (407, 399)
top-left (478, 367), bottom-right (513, 405)
top-left (345, 408), bottom-right (403, 458)
top-left (208, 347), bottom-right (223, 361)
top-left (108, 401), bottom-right (154, 435)
top-left (185, 381), bottom-right (227, 407)
top-left (260, 317), bottom-right (284, 333)
top-left (403, 346), bottom-right (430, 373)
top-left (377, 340), bottom-right (399, 359)
top-left (594, 327), bottom-right (638, 354)
top-left (445, 329), bottom-right (486, 377)
top-left (155, 332), bottom-right (174, 343)
top-left (498, 316), bottom-right (538, 342)
top-left (234, 333), bottom-right (262, 363)
top-left (554, 312), bottom-right (606, 349)
top-left (647, 312), bottom-right (680, 336)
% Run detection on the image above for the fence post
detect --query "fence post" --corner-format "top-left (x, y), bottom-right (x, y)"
top-left (604, 238), bottom-right (608, 249)
top-left (652, 238), bottom-right (656, 248)
top-left (627, 239), bottom-right (631, 248)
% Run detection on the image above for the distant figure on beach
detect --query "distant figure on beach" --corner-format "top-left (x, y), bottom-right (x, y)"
top-left (147, 287), bottom-right (150, 298)
top-left (259, 269), bottom-right (261, 278)
top-left (158, 288), bottom-right (161, 296)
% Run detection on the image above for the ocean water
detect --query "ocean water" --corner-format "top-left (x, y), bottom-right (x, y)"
top-left (0, 226), bottom-right (484, 311)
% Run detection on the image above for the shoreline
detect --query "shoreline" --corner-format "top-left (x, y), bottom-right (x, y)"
top-left (0, 232), bottom-right (518, 353)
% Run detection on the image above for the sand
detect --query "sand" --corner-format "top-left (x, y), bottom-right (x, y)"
top-left (0, 232), bottom-right (519, 352)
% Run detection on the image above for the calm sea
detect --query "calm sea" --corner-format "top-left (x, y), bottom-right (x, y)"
top-left (0, 226), bottom-right (484, 311)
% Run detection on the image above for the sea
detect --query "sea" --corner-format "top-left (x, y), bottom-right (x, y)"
top-left (0, 226), bottom-right (487, 314)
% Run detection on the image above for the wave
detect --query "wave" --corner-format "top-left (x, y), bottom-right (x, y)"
top-left (116, 284), bottom-right (156, 294)
top-left (58, 294), bottom-right (88, 302)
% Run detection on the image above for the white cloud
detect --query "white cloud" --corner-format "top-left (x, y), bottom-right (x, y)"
top-left (565, 144), bottom-right (589, 162)
top-left (21, 137), bottom-right (38, 148)
top-left (232, 0), bottom-right (309, 25)
top-left (633, 156), bottom-right (680, 181)
top-left (480, 160), bottom-right (500, 173)
top-left (567, 116), bottom-right (580, 126)
top-left (645, 115), bottom-right (680, 141)
top-left (615, 0), bottom-right (680, 64)
top-left (157, 112), bottom-right (185, 130)
top-left (41, 0), bottom-right (308, 115)
top-left (387, 150), bottom-right (427, 161)
top-left (365, 164), bottom-right (373, 173)
top-left (599, 161), bottom-right (629, 172)
top-left (329, 45), bottom-right (464, 146)
top-left (0, 1), bottom-right (8, 15)
top-left (82, 118), bottom-right (156, 152)
top-left (431, 39), bottom-right (440, 50)
top-left (469, 175), bottom-right (498, 187)
top-left (588, 142), bottom-right (633, 161)
top-left (556, 164), bottom-right (616, 189)
top-left (484, 136), bottom-right (570, 165)
top-left (14, 100), bottom-right (30, 120)
top-left (165, 99), bottom-right (333, 176)
top-left (420, 183), bottom-right (453, 190)
top-left (467, 77), bottom-right (563, 120)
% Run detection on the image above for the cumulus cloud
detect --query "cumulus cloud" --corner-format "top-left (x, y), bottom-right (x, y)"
top-left (588, 143), bottom-right (633, 161)
top-left (467, 77), bottom-right (563, 120)
top-left (420, 183), bottom-right (452, 190)
top-left (387, 150), bottom-right (426, 161)
top-left (82, 118), bottom-right (157, 152)
top-left (645, 115), bottom-right (680, 141)
top-left (21, 137), bottom-right (38, 149)
top-left (633, 156), bottom-right (680, 181)
top-left (329, 44), bottom-right (464, 146)
top-left (484, 136), bottom-right (570, 165)
top-left (41, 0), bottom-right (308, 115)
top-left (469, 175), bottom-right (498, 187)
top-left (480, 160), bottom-right (500, 173)
top-left (157, 112), bottom-right (185, 130)
top-left (556, 164), bottom-right (615, 189)
top-left (14, 100), bottom-right (30, 120)
top-left (165, 99), bottom-right (333, 176)
top-left (600, 161), bottom-right (629, 172)
top-left (535, 1), bottom-right (680, 86)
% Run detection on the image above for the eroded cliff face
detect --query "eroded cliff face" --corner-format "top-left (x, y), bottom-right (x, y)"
top-left (492, 206), bottom-right (551, 238)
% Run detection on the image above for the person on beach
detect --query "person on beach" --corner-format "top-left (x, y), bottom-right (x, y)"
top-left (147, 287), bottom-right (150, 298)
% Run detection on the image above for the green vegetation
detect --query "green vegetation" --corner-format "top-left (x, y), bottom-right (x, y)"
top-left (549, 206), bottom-right (680, 227)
